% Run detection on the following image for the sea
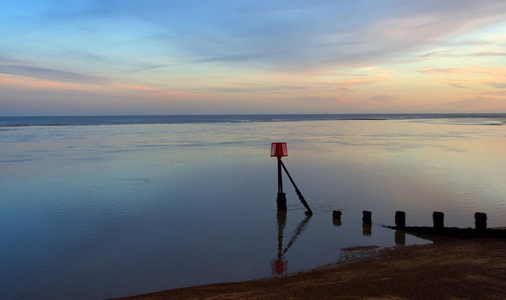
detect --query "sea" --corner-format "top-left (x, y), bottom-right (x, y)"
top-left (1, 114), bottom-right (505, 299)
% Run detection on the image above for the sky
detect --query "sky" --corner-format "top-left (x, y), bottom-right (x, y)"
top-left (1, 0), bottom-right (506, 116)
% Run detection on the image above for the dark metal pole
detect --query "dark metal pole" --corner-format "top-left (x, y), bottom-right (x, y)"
top-left (276, 157), bottom-right (287, 210)
top-left (277, 156), bottom-right (283, 194)
top-left (279, 160), bottom-right (312, 214)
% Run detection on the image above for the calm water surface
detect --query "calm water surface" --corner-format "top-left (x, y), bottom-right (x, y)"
top-left (1, 118), bottom-right (505, 299)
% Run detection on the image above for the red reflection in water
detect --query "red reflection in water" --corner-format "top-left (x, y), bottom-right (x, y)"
top-left (271, 259), bottom-right (288, 275)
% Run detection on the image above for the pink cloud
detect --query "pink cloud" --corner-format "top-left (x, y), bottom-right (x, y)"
top-left (486, 82), bottom-right (506, 89)
top-left (0, 75), bottom-right (217, 101)
top-left (118, 84), bottom-right (217, 99)
top-left (420, 67), bottom-right (473, 75)
top-left (329, 75), bottom-right (388, 88)
top-left (0, 74), bottom-right (91, 90)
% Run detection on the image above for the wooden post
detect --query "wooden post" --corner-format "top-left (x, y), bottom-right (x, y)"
top-left (277, 157), bottom-right (283, 194)
top-left (276, 193), bottom-right (287, 210)
top-left (362, 211), bottom-right (372, 224)
top-left (395, 211), bottom-right (406, 229)
top-left (433, 212), bottom-right (444, 230)
top-left (333, 210), bottom-right (342, 226)
top-left (276, 157), bottom-right (287, 210)
top-left (475, 212), bottom-right (487, 231)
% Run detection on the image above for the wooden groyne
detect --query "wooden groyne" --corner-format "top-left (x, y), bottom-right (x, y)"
top-left (385, 211), bottom-right (506, 239)
top-left (331, 210), bottom-right (506, 239)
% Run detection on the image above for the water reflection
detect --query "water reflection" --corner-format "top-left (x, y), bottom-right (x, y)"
top-left (395, 230), bottom-right (406, 245)
top-left (362, 224), bottom-right (372, 236)
top-left (271, 211), bottom-right (312, 275)
top-left (398, 229), bottom-right (452, 244)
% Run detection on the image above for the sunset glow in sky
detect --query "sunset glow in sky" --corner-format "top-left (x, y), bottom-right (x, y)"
top-left (1, 0), bottom-right (506, 115)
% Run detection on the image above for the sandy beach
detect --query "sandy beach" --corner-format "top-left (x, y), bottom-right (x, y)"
top-left (118, 238), bottom-right (506, 299)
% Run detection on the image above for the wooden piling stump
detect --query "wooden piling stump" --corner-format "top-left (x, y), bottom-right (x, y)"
top-left (395, 211), bottom-right (406, 229)
top-left (362, 211), bottom-right (372, 224)
top-left (475, 212), bottom-right (487, 231)
top-left (433, 211), bottom-right (444, 230)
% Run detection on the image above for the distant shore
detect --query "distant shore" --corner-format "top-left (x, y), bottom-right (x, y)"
top-left (117, 238), bottom-right (506, 299)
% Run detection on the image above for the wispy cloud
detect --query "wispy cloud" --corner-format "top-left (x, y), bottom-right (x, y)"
top-left (419, 50), bottom-right (506, 60)
top-left (0, 74), bottom-right (89, 90)
top-left (442, 81), bottom-right (472, 89)
top-left (485, 82), bottom-right (506, 89)
top-left (155, 0), bottom-right (506, 70)
top-left (419, 67), bottom-right (472, 75)
top-left (419, 66), bottom-right (506, 90)
top-left (419, 66), bottom-right (497, 76)
top-left (118, 84), bottom-right (217, 99)
top-left (0, 64), bottom-right (107, 85)
top-left (202, 71), bottom-right (388, 96)
top-left (330, 76), bottom-right (388, 87)
top-left (468, 51), bottom-right (506, 57)
top-left (369, 95), bottom-right (393, 103)
top-left (9, 0), bottom-right (505, 72)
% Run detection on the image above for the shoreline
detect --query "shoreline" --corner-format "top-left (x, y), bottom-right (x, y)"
top-left (116, 238), bottom-right (506, 299)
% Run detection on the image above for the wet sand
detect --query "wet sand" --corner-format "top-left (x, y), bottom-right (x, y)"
top-left (118, 239), bottom-right (506, 299)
